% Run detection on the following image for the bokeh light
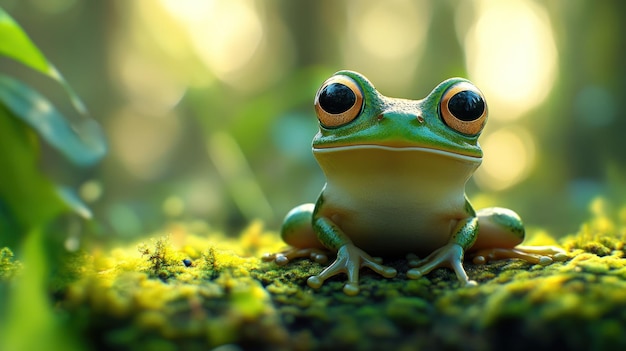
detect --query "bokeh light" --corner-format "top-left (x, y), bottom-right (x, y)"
top-left (108, 107), bottom-right (181, 180)
top-left (2, 0), bottom-right (621, 237)
top-left (475, 127), bottom-right (536, 191)
top-left (457, 0), bottom-right (558, 191)
top-left (461, 0), bottom-right (558, 120)
top-left (343, 0), bottom-right (429, 92)
top-left (160, 0), bottom-right (263, 79)
top-left (155, 0), bottom-right (295, 91)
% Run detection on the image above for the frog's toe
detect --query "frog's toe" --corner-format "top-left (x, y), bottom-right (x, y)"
top-left (262, 252), bottom-right (292, 266)
top-left (311, 252), bottom-right (329, 264)
top-left (363, 259), bottom-right (397, 278)
top-left (538, 256), bottom-right (553, 265)
top-left (306, 244), bottom-right (395, 294)
top-left (406, 243), bottom-right (474, 285)
top-left (308, 274), bottom-right (362, 295)
top-left (306, 275), bottom-right (324, 289)
top-left (406, 267), bottom-right (425, 280)
top-left (263, 248), bottom-right (329, 266)
top-left (553, 252), bottom-right (568, 261)
top-left (471, 246), bottom-right (568, 266)
top-left (380, 266), bottom-right (398, 278)
top-left (343, 282), bottom-right (360, 296)
top-left (262, 252), bottom-right (284, 264)
top-left (275, 254), bottom-right (290, 266)
top-left (517, 245), bottom-right (569, 261)
top-left (307, 254), bottom-right (346, 289)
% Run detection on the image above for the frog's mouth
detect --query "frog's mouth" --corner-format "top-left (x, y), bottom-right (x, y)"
top-left (313, 144), bottom-right (482, 163)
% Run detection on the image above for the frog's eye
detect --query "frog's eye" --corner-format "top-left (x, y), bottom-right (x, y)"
top-left (440, 82), bottom-right (487, 135)
top-left (315, 75), bottom-right (364, 128)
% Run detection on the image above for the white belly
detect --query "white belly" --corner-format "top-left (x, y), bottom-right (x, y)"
top-left (314, 146), bottom-right (480, 256)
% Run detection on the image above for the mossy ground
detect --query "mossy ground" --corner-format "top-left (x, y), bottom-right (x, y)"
top-left (10, 200), bottom-right (626, 351)
top-left (0, 247), bottom-right (22, 280)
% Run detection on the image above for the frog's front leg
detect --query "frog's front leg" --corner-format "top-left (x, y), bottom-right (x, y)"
top-left (469, 207), bottom-right (568, 265)
top-left (262, 204), bottom-right (329, 265)
top-left (308, 213), bottom-right (397, 296)
top-left (406, 216), bottom-right (479, 286)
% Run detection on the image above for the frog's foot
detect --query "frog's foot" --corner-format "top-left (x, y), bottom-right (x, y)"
top-left (471, 245), bottom-right (568, 265)
top-left (306, 244), bottom-right (397, 296)
top-left (262, 248), bottom-right (329, 266)
top-left (406, 243), bottom-right (477, 286)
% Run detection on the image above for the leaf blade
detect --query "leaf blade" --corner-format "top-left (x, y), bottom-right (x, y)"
top-left (0, 6), bottom-right (88, 115)
top-left (0, 8), bottom-right (54, 76)
top-left (0, 75), bottom-right (107, 166)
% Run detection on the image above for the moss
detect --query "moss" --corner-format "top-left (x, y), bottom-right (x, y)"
top-left (55, 208), bottom-right (626, 350)
top-left (137, 236), bottom-right (172, 278)
top-left (0, 247), bottom-right (21, 280)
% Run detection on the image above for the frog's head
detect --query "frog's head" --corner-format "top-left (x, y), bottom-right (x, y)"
top-left (312, 70), bottom-right (486, 161)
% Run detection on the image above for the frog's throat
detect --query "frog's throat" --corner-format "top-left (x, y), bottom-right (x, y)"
top-left (312, 144), bottom-right (482, 163)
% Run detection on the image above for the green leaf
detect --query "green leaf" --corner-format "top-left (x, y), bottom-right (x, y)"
top-left (0, 6), bottom-right (87, 116)
top-left (0, 105), bottom-right (65, 240)
top-left (0, 7), bottom-right (53, 78)
top-left (0, 75), bottom-right (106, 166)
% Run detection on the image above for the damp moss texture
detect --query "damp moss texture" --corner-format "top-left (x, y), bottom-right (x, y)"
top-left (23, 199), bottom-right (626, 350)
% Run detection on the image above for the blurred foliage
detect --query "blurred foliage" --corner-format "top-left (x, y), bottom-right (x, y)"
top-left (0, 5), bottom-right (105, 351)
top-left (0, 5), bottom-right (105, 246)
top-left (0, 0), bottom-right (622, 239)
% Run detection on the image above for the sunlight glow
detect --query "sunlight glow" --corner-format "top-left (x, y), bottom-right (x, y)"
top-left (343, 0), bottom-right (429, 91)
top-left (354, 1), bottom-right (423, 60)
top-left (462, 0), bottom-right (557, 120)
top-left (159, 0), bottom-right (216, 23)
top-left (159, 0), bottom-right (263, 81)
top-left (152, 0), bottom-right (293, 91)
top-left (109, 108), bottom-right (181, 180)
top-left (474, 127), bottom-right (536, 191)
top-left (117, 52), bottom-right (186, 115)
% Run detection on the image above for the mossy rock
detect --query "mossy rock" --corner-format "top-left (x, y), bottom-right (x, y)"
top-left (41, 217), bottom-right (626, 350)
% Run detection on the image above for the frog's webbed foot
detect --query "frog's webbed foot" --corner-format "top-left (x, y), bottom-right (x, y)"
top-left (307, 244), bottom-right (397, 296)
top-left (262, 248), bottom-right (329, 266)
top-left (471, 245), bottom-right (568, 265)
top-left (406, 243), bottom-right (477, 286)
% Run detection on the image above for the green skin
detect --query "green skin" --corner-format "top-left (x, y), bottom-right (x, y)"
top-left (266, 70), bottom-right (565, 296)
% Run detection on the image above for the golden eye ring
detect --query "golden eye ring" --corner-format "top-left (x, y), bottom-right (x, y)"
top-left (440, 82), bottom-right (487, 135)
top-left (314, 75), bottom-right (364, 128)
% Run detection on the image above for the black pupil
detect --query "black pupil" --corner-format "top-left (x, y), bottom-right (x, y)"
top-left (448, 90), bottom-right (485, 121)
top-left (319, 83), bottom-right (356, 114)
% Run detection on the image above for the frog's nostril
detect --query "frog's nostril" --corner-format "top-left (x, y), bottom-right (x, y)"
top-left (377, 114), bottom-right (384, 122)
top-left (416, 115), bottom-right (424, 123)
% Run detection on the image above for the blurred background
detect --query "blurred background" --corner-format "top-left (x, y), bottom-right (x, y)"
top-left (1, 0), bottom-right (624, 241)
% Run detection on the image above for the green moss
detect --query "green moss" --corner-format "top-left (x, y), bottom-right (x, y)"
top-left (55, 208), bottom-right (626, 350)
top-left (137, 236), bottom-right (173, 278)
top-left (0, 247), bottom-right (21, 280)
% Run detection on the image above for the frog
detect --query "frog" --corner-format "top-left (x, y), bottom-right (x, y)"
top-left (264, 70), bottom-right (567, 295)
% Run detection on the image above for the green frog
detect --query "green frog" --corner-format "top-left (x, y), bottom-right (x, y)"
top-left (264, 70), bottom-right (566, 295)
